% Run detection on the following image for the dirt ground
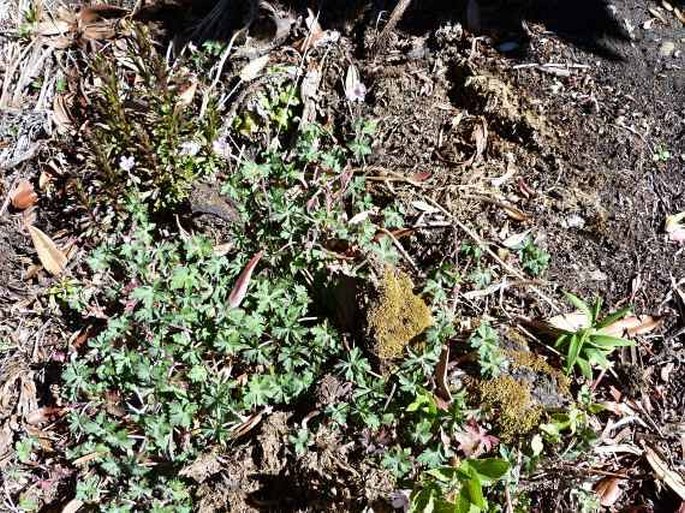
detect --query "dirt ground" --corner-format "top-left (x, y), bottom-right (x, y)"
top-left (1, 0), bottom-right (684, 511)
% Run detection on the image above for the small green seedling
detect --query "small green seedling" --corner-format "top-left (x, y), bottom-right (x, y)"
top-left (652, 145), bottom-right (671, 163)
top-left (554, 293), bottom-right (635, 378)
top-left (409, 458), bottom-right (510, 513)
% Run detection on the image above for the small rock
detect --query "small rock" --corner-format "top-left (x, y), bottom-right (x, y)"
top-left (659, 41), bottom-right (676, 57)
top-left (562, 214), bottom-right (586, 229)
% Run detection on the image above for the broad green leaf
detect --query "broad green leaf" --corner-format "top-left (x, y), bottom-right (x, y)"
top-left (563, 292), bottom-right (592, 323)
top-left (461, 478), bottom-right (484, 509)
top-left (465, 458), bottom-right (510, 483)
top-left (426, 467), bottom-right (460, 483)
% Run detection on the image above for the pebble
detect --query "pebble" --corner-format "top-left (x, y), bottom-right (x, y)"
top-left (659, 41), bottom-right (676, 57)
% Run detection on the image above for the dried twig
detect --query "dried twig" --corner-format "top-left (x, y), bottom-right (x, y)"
top-left (427, 198), bottom-right (560, 312)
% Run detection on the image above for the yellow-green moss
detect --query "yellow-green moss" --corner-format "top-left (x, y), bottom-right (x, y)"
top-left (368, 268), bottom-right (432, 360)
top-left (479, 376), bottom-right (542, 441)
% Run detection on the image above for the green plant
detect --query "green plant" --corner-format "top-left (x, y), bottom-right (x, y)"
top-left (410, 458), bottom-right (510, 513)
top-left (652, 144), bottom-right (671, 163)
top-left (83, 28), bottom-right (221, 222)
top-left (554, 293), bottom-right (635, 378)
top-left (518, 239), bottom-right (550, 277)
top-left (468, 322), bottom-right (508, 378)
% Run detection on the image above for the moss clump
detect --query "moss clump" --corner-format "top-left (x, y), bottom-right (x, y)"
top-left (368, 267), bottom-right (432, 360)
top-left (479, 375), bottom-right (542, 441)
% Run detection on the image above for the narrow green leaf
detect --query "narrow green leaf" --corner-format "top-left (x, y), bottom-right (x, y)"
top-left (591, 297), bottom-right (602, 323)
top-left (575, 357), bottom-right (592, 379)
top-left (596, 306), bottom-right (632, 329)
top-left (588, 334), bottom-right (635, 349)
top-left (564, 292), bottom-right (592, 322)
top-left (566, 333), bottom-right (582, 372)
top-left (554, 334), bottom-right (568, 349)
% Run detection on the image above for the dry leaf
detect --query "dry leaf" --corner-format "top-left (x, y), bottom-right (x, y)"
top-left (28, 226), bottom-right (68, 276)
top-left (644, 445), bottom-right (685, 500)
top-left (302, 8), bottom-right (325, 50)
top-left (665, 212), bottom-right (685, 242)
top-left (599, 315), bottom-right (661, 337)
top-left (239, 55), bottom-right (269, 82)
top-left (10, 180), bottom-right (38, 209)
top-left (53, 94), bottom-right (74, 133)
top-left (36, 19), bottom-right (73, 36)
top-left (62, 499), bottom-right (84, 513)
top-left (348, 211), bottom-right (371, 225)
top-left (547, 311), bottom-right (590, 333)
top-left (26, 406), bottom-right (64, 425)
top-left (177, 81), bottom-right (198, 107)
top-left (501, 230), bottom-right (531, 249)
top-left (502, 204), bottom-right (530, 222)
top-left (595, 477), bottom-right (624, 507)
top-left (228, 250), bottom-right (264, 308)
top-left (411, 200), bottom-right (439, 213)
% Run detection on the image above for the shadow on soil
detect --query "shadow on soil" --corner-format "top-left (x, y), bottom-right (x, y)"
top-left (137, 0), bottom-right (629, 58)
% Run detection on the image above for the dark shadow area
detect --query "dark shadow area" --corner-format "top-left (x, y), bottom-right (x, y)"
top-left (130, 0), bottom-right (630, 59)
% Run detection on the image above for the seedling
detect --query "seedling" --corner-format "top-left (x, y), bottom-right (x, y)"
top-left (554, 293), bottom-right (635, 378)
top-left (409, 458), bottom-right (510, 513)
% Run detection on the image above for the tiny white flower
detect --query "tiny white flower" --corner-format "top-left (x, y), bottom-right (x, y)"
top-left (180, 141), bottom-right (201, 157)
top-left (119, 155), bottom-right (136, 172)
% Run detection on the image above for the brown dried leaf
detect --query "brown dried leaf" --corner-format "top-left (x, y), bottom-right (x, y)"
top-left (599, 315), bottom-right (661, 337)
top-left (594, 477), bottom-right (623, 507)
top-left (502, 204), bottom-right (530, 222)
top-left (28, 226), bottom-right (68, 276)
top-left (644, 445), bottom-right (685, 500)
top-left (81, 22), bottom-right (117, 41)
top-left (239, 55), bottom-right (269, 82)
top-left (26, 406), bottom-right (64, 425)
top-left (78, 5), bottom-right (128, 24)
top-left (177, 81), bottom-right (198, 108)
top-left (10, 180), bottom-right (38, 209)
top-left (53, 93), bottom-right (74, 133)
top-left (228, 250), bottom-right (264, 308)
top-left (36, 19), bottom-right (73, 36)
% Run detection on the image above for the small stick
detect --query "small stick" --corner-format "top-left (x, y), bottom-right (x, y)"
top-left (374, 0), bottom-right (412, 51)
top-left (427, 198), bottom-right (561, 312)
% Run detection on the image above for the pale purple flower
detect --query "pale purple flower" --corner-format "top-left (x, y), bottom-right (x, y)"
top-left (346, 82), bottom-right (367, 103)
top-left (119, 155), bottom-right (136, 172)
top-left (390, 490), bottom-right (410, 512)
top-left (212, 137), bottom-right (230, 159)
top-left (180, 141), bottom-right (201, 157)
